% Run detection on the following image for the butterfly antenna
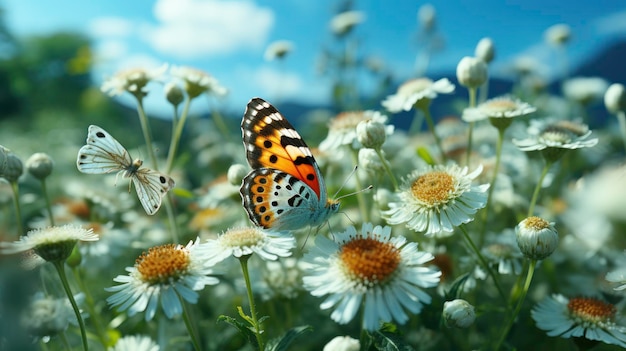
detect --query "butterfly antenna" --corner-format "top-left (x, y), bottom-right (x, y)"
top-left (335, 184), bottom-right (374, 201)
top-left (332, 165), bottom-right (358, 199)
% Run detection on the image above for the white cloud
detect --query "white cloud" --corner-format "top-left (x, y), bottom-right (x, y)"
top-left (145, 0), bottom-right (274, 58)
top-left (252, 67), bottom-right (303, 99)
top-left (594, 11), bottom-right (626, 35)
top-left (93, 39), bottom-right (128, 61)
top-left (89, 16), bottom-right (134, 37)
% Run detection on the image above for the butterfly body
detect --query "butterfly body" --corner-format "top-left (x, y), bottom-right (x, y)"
top-left (240, 98), bottom-right (339, 231)
top-left (76, 125), bottom-right (175, 215)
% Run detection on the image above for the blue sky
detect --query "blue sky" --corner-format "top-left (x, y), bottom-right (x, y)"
top-left (4, 0), bottom-right (626, 116)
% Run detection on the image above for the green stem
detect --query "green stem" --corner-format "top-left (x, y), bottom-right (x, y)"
top-left (207, 98), bottom-right (232, 142)
top-left (180, 298), bottom-right (202, 351)
top-left (163, 193), bottom-right (179, 243)
top-left (166, 97), bottom-right (191, 174)
top-left (528, 161), bottom-right (552, 217)
top-left (374, 148), bottom-right (399, 191)
top-left (420, 104), bottom-right (447, 163)
top-left (134, 97), bottom-right (159, 169)
top-left (10, 181), bottom-right (24, 236)
top-left (350, 149), bottom-right (370, 223)
top-left (41, 179), bottom-right (55, 226)
top-left (239, 255), bottom-right (264, 351)
top-left (52, 261), bottom-right (88, 351)
top-left (465, 87), bottom-right (477, 166)
top-left (493, 260), bottom-right (537, 351)
top-left (616, 111), bottom-right (626, 153)
top-left (459, 225), bottom-right (507, 303)
top-left (71, 267), bottom-right (109, 348)
top-left (478, 127), bottom-right (505, 246)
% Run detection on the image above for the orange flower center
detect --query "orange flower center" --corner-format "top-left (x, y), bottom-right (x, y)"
top-left (136, 244), bottom-right (190, 285)
top-left (524, 216), bottom-right (550, 231)
top-left (411, 171), bottom-right (454, 206)
top-left (339, 237), bottom-right (400, 285)
top-left (567, 297), bottom-right (616, 323)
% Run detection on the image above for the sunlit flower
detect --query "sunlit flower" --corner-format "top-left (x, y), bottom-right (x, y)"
top-left (456, 56), bottom-right (487, 89)
top-left (382, 78), bottom-right (455, 113)
top-left (513, 119), bottom-right (598, 162)
top-left (319, 110), bottom-right (393, 151)
top-left (383, 164), bottom-right (489, 237)
top-left (606, 267), bottom-right (626, 291)
top-left (1, 224), bottom-right (98, 262)
top-left (264, 40), bottom-right (294, 61)
top-left (109, 335), bottom-right (160, 351)
top-left (100, 64), bottom-right (168, 98)
top-left (170, 65), bottom-right (227, 99)
top-left (562, 77), bottom-right (608, 106)
top-left (531, 294), bottom-right (626, 348)
top-left (462, 96), bottom-right (536, 123)
top-left (201, 227), bottom-right (295, 266)
top-left (330, 11), bottom-right (365, 36)
top-left (323, 335), bottom-right (360, 351)
top-left (302, 223), bottom-right (441, 331)
top-left (106, 239), bottom-right (219, 321)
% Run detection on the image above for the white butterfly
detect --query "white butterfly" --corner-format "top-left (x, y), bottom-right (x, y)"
top-left (76, 125), bottom-right (175, 215)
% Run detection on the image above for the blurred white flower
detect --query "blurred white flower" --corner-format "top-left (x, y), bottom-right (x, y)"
top-left (382, 78), bottom-right (455, 113)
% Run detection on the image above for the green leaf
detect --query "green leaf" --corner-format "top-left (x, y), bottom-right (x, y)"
top-left (217, 315), bottom-right (258, 349)
top-left (372, 325), bottom-right (415, 351)
top-left (266, 325), bottom-right (313, 351)
top-left (416, 146), bottom-right (436, 165)
top-left (445, 272), bottom-right (471, 300)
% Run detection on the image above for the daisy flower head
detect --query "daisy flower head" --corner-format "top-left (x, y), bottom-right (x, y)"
top-left (100, 64), bottom-right (168, 99)
top-left (479, 229), bottom-right (524, 276)
top-left (201, 227), bottom-right (295, 266)
top-left (1, 224), bottom-right (98, 263)
top-left (264, 40), bottom-right (294, 61)
top-left (531, 294), bottom-right (626, 348)
top-left (109, 335), bottom-right (160, 351)
top-left (330, 10), bottom-right (365, 37)
top-left (382, 77), bottom-right (455, 113)
top-left (106, 238), bottom-right (219, 321)
top-left (606, 267), bottom-right (626, 291)
top-left (462, 95), bottom-right (536, 125)
top-left (20, 292), bottom-right (83, 339)
top-left (319, 110), bottom-right (393, 151)
top-left (383, 164), bottom-right (489, 237)
top-left (302, 223), bottom-right (441, 331)
top-left (562, 76), bottom-right (608, 106)
top-left (170, 65), bottom-right (227, 99)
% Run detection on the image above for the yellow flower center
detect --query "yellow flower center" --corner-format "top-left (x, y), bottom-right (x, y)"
top-left (221, 227), bottom-right (264, 248)
top-left (567, 297), bottom-right (616, 324)
top-left (411, 171), bottom-right (454, 206)
top-left (524, 216), bottom-right (550, 231)
top-left (486, 243), bottom-right (512, 258)
top-left (136, 244), bottom-right (190, 285)
top-left (330, 111), bottom-right (369, 130)
top-left (340, 237), bottom-right (400, 285)
top-left (484, 99), bottom-right (516, 113)
top-left (398, 78), bottom-right (433, 96)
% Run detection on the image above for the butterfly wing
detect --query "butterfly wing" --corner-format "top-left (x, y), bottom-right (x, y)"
top-left (77, 125), bottom-right (132, 174)
top-left (133, 169), bottom-right (176, 215)
top-left (241, 168), bottom-right (333, 230)
top-left (241, 97), bottom-right (326, 200)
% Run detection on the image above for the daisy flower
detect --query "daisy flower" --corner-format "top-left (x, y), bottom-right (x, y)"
top-left (383, 164), bottom-right (489, 237)
top-left (302, 223), bottom-right (441, 331)
top-left (513, 119), bottom-right (598, 162)
top-left (1, 224), bottom-right (98, 262)
top-left (264, 40), bottom-right (294, 61)
top-left (462, 96), bottom-right (536, 123)
top-left (109, 335), bottom-right (160, 351)
top-left (562, 76), bottom-right (608, 106)
top-left (170, 65), bottom-right (228, 99)
top-left (319, 110), bottom-right (393, 151)
top-left (20, 292), bottom-right (84, 339)
top-left (100, 64), bottom-right (168, 99)
top-left (531, 294), bottom-right (626, 348)
top-left (330, 11), bottom-right (365, 36)
top-left (606, 267), bottom-right (626, 291)
top-left (382, 77), bottom-right (455, 113)
top-left (479, 229), bottom-right (524, 276)
top-left (201, 227), bottom-right (295, 266)
top-left (106, 238), bottom-right (219, 321)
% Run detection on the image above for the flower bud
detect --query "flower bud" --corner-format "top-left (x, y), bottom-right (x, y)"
top-left (545, 23), bottom-right (571, 46)
top-left (356, 120), bottom-right (387, 149)
top-left (26, 152), bottom-right (54, 180)
top-left (443, 299), bottom-right (476, 328)
top-left (604, 83), bottom-right (626, 114)
top-left (515, 216), bottom-right (558, 260)
top-left (323, 336), bottom-right (360, 351)
top-left (0, 145), bottom-right (8, 173)
top-left (358, 148), bottom-right (384, 173)
top-left (456, 56), bottom-right (488, 89)
top-left (164, 81), bottom-right (185, 107)
top-left (227, 164), bottom-right (249, 186)
top-left (475, 37), bottom-right (495, 64)
top-left (418, 4), bottom-right (436, 32)
top-left (1, 152), bottom-right (23, 183)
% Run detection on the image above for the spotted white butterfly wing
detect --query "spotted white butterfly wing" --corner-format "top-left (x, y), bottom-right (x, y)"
top-left (76, 125), bottom-right (175, 215)
top-left (240, 98), bottom-right (339, 230)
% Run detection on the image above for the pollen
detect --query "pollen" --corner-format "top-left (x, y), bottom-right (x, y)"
top-left (523, 216), bottom-right (550, 231)
top-left (339, 237), bottom-right (400, 286)
top-left (411, 171), bottom-right (455, 206)
top-left (541, 125), bottom-right (573, 144)
top-left (567, 297), bottom-right (616, 324)
top-left (136, 244), bottom-right (191, 285)
top-left (221, 227), bottom-right (265, 248)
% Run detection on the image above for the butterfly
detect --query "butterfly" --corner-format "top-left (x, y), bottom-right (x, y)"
top-left (76, 125), bottom-right (175, 215)
top-left (240, 97), bottom-right (340, 231)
